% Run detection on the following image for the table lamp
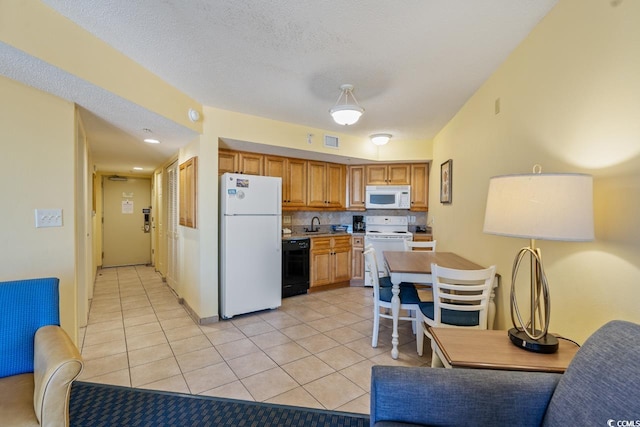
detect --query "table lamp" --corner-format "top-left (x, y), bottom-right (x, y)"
top-left (483, 166), bottom-right (594, 353)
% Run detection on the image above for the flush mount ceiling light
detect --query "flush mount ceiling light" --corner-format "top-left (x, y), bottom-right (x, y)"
top-left (371, 133), bottom-right (392, 146)
top-left (188, 108), bottom-right (201, 123)
top-left (144, 138), bottom-right (160, 144)
top-left (329, 84), bottom-right (364, 125)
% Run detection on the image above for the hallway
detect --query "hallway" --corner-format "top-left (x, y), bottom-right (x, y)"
top-left (78, 265), bottom-right (429, 414)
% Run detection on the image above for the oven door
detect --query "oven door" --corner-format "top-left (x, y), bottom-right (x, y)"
top-left (363, 235), bottom-right (409, 286)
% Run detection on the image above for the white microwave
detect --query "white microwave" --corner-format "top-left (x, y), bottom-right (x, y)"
top-left (365, 185), bottom-right (411, 209)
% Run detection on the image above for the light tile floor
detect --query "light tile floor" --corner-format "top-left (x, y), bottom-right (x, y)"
top-left (78, 265), bottom-right (430, 415)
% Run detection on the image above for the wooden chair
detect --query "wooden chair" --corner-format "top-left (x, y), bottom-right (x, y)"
top-left (417, 263), bottom-right (496, 364)
top-left (364, 248), bottom-right (422, 348)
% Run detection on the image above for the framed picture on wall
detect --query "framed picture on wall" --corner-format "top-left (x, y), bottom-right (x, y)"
top-left (440, 159), bottom-right (452, 204)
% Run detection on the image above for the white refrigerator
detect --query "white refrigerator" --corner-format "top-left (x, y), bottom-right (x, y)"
top-left (220, 173), bottom-right (282, 319)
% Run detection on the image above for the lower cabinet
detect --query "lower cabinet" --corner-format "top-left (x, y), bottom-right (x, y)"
top-left (310, 235), bottom-right (352, 290)
top-left (351, 235), bottom-right (365, 283)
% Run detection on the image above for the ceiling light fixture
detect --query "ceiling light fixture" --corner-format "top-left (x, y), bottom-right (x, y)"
top-left (188, 108), bottom-right (201, 123)
top-left (370, 133), bottom-right (392, 146)
top-left (329, 84), bottom-right (364, 126)
top-left (144, 138), bottom-right (160, 144)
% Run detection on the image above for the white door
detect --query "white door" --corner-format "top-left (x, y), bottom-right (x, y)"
top-left (166, 161), bottom-right (179, 291)
top-left (102, 176), bottom-right (151, 267)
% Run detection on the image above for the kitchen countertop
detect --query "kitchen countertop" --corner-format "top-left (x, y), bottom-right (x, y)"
top-left (282, 231), bottom-right (435, 240)
top-left (282, 231), bottom-right (356, 240)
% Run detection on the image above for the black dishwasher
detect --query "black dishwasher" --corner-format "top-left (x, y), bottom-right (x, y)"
top-left (282, 238), bottom-right (310, 298)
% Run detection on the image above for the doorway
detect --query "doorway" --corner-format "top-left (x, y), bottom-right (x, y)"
top-left (102, 176), bottom-right (152, 267)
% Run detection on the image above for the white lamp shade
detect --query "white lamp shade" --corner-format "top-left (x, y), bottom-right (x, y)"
top-left (371, 134), bottom-right (391, 145)
top-left (330, 105), bottom-right (363, 125)
top-left (483, 173), bottom-right (594, 241)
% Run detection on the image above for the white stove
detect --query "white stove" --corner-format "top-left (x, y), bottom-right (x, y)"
top-left (364, 216), bottom-right (413, 286)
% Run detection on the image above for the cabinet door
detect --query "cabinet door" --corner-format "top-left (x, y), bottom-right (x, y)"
top-left (410, 163), bottom-right (429, 211)
top-left (311, 249), bottom-right (332, 287)
top-left (388, 164), bottom-right (411, 185)
top-left (351, 247), bottom-right (364, 280)
top-left (347, 165), bottom-right (366, 210)
top-left (332, 236), bottom-right (352, 283)
top-left (218, 150), bottom-right (238, 175)
top-left (326, 163), bottom-right (345, 208)
top-left (264, 155), bottom-right (287, 203)
top-left (307, 161), bottom-right (327, 207)
top-left (365, 165), bottom-right (388, 185)
top-left (238, 153), bottom-right (263, 175)
top-left (287, 159), bottom-right (307, 207)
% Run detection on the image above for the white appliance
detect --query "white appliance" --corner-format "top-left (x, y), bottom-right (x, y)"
top-left (364, 216), bottom-right (413, 286)
top-left (365, 185), bottom-right (411, 209)
top-left (220, 173), bottom-right (282, 319)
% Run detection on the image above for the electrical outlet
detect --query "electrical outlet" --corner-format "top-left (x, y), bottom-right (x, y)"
top-left (282, 215), bottom-right (292, 225)
top-left (35, 209), bottom-right (63, 228)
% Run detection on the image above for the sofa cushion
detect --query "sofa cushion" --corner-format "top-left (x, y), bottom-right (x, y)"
top-left (542, 320), bottom-right (640, 426)
top-left (0, 278), bottom-right (60, 378)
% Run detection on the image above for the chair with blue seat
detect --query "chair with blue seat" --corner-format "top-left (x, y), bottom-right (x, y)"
top-left (417, 263), bottom-right (496, 363)
top-left (0, 277), bottom-right (83, 426)
top-left (364, 248), bottom-right (422, 348)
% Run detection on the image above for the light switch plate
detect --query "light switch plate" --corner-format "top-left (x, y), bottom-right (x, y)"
top-left (35, 209), bottom-right (63, 228)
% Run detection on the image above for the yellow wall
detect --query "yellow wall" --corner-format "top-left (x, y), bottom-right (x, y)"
top-left (0, 0), bottom-right (202, 133)
top-left (0, 75), bottom-right (77, 339)
top-left (430, 0), bottom-right (640, 343)
top-left (209, 107), bottom-right (432, 162)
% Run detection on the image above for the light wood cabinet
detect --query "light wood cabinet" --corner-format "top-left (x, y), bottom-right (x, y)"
top-left (179, 157), bottom-right (197, 228)
top-left (310, 235), bottom-right (352, 289)
top-left (307, 161), bottom-right (346, 209)
top-left (410, 163), bottom-right (429, 211)
top-left (351, 235), bottom-right (365, 282)
top-left (347, 165), bottom-right (366, 210)
top-left (365, 164), bottom-right (411, 185)
top-left (218, 149), bottom-right (263, 175)
top-left (264, 155), bottom-right (307, 208)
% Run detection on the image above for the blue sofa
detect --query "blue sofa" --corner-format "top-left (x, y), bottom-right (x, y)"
top-left (0, 278), bottom-right (83, 426)
top-left (370, 320), bottom-right (640, 427)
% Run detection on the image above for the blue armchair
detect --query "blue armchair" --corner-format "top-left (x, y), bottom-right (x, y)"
top-left (370, 320), bottom-right (640, 426)
top-left (0, 278), bottom-right (83, 426)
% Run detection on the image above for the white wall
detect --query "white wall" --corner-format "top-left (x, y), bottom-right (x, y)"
top-left (430, 0), bottom-right (640, 343)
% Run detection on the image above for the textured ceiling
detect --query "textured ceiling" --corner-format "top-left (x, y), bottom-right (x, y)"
top-left (10, 1), bottom-right (558, 172)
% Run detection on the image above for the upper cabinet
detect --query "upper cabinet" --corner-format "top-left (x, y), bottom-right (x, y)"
top-left (307, 161), bottom-right (346, 209)
top-left (347, 165), bottom-right (366, 210)
top-left (264, 155), bottom-right (307, 209)
top-left (219, 148), bottom-right (428, 211)
top-left (410, 163), bottom-right (429, 211)
top-left (218, 149), bottom-right (263, 175)
top-left (365, 164), bottom-right (411, 185)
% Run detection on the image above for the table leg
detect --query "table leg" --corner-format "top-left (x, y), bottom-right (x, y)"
top-left (390, 281), bottom-right (400, 360)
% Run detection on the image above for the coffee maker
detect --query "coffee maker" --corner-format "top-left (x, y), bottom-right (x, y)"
top-left (352, 215), bottom-right (365, 233)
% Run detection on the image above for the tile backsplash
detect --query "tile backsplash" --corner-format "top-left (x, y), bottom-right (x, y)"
top-left (287, 210), bottom-right (428, 232)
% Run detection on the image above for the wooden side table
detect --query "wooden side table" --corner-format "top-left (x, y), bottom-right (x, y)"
top-left (429, 327), bottom-right (580, 373)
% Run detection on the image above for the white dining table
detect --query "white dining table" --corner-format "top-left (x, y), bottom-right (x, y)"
top-left (382, 251), bottom-right (499, 359)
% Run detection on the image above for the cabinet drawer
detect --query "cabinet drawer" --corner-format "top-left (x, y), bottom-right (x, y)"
top-left (311, 237), bottom-right (332, 251)
top-left (352, 236), bottom-right (364, 247)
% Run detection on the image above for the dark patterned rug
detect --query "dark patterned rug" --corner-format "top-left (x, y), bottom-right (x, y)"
top-left (69, 381), bottom-right (370, 427)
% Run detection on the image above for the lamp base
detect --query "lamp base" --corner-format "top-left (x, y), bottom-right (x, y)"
top-left (508, 328), bottom-right (559, 354)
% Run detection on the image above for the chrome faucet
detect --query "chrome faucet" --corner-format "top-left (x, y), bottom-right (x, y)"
top-left (310, 216), bottom-right (320, 232)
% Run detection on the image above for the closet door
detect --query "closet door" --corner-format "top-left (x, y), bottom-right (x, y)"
top-left (166, 160), bottom-right (179, 292)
